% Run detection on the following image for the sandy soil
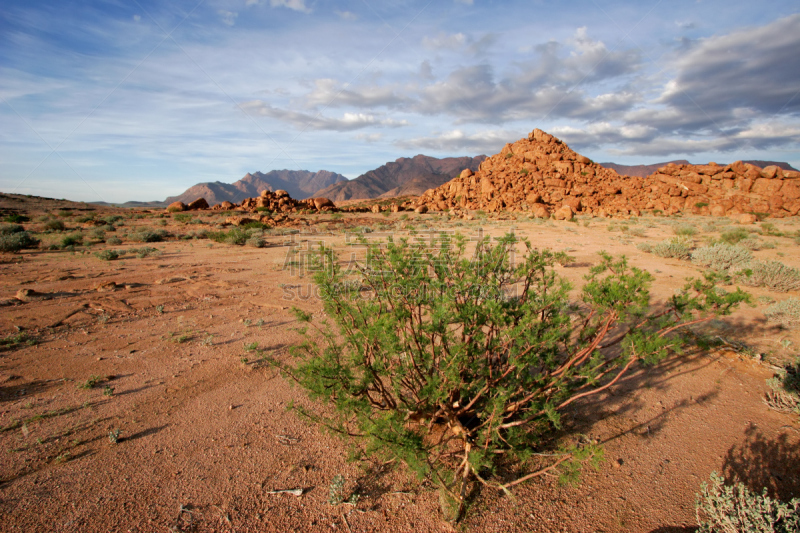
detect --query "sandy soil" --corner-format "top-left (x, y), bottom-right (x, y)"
top-left (1, 193), bottom-right (798, 532)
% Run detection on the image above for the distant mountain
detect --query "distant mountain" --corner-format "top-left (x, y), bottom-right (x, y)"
top-left (600, 159), bottom-right (797, 177)
top-left (314, 155), bottom-right (487, 202)
top-left (599, 160), bottom-right (690, 177)
top-left (164, 170), bottom-right (347, 206)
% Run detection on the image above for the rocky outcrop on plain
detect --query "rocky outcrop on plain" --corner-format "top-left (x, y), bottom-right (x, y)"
top-left (412, 129), bottom-right (800, 219)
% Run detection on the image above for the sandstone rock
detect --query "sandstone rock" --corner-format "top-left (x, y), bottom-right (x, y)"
top-left (274, 190), bottom-right (289, 198)
top-left (187, 198), bottom-right (209, 210)
top-left (530, 203), bottom-right (550, 219)
top-left (552, 205), bottom-right (574, 221)
top-left (731, 213), bottom-right (757, 225)
top-left (225, 216), bottom-right (258, 226)
top-left (415, 205), bottom-right (428, 214)
top-left (371, 205), bottom-right (381, 213)
top-left (313, 197), bottom-right (335, 210)
top-left (460, 168), bottom-right (474, 179)
top-left (220, 201), bottom-right (234, 210)
top-left (167, 201), bottom-right (187, 212)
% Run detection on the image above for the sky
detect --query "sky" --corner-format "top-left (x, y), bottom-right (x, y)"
top-left (1, 0), bottom-right (799, 203)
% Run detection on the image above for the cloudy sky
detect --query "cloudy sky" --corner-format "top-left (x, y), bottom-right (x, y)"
top-left (1, 0), bottom-right (799, 203)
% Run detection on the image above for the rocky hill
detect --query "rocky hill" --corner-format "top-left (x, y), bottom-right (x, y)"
top-left (314, 155), bottom-right (486, 202)
top-left (164, 170), bottom-right (347, 206)
top-left (413, 129), bottom-right (800, 219)
top-left (601, 160), bottom-right (797, 178)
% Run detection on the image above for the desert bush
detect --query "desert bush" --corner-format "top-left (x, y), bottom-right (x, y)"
top-left (173, 213), bottom-right (192, 224)
top-left (246, 235), bottom-right (266, 248)
top-left (673, 224), bottom-right (697, 237)
top-left (738, 237), bottom-right (763, 251)
top-left (652, 237), bottom-right (692, 260)
top-left (208, 228), bottom-right (247, 246)
top-left (764, 298), bottom-right (800, 328)
top-left (0, 231), bottom-right (39, 253)
top-left (129, 246), bottom-right (160, 258)
top-left (695, 472), bottom-right (799, 533)
top-left (129, 227), bottom-right (169, 243)
top-left (95, 249), bottom-right (121, 261)
top-left (60, 233), bottom-right (83, 248)
top-left (89, 228), bottom-right (106, 241)
top-left (102, 215), bottom-right (123, 225)
top-left (4, 213), bottom-right (29, 223)
top-left (720, 227), bottom-right (750, 245)
top-left (106, 236), bottom-right (123, 245)
top-left (43, 219), bottom-right (66, 231)
top-left (765, 358), bottom-right (800, 416)
top-left (739, 261), bottom-right (800, 293)
top-left (691, 244), bottom-right (753, 273)
top-left (273, 233), bottom-right (747, 520)
top-left (636, 242), bottom-right (652, 253)
top-left (0, 223), bottom-right (24, 235)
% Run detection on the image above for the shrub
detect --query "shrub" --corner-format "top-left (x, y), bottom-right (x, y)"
top-left (0, 231), bottom-right (39, 253)
top-left (89, 228), bottom-right (106, 241)
top-left (273, 233), bottom-right (747, 520)
top-left (173, 213), bottom-right (192, 224)
top-left (60, 233), bottom-right (83, 248)
top-left (720, 227), bottom-right (750, 245)
top-left (0, 223), bottom-right (24, 235)
top-left (737, 237), bottom-right (763, 250)
top-left (95, 249), bottom-right (121, 261)
top-left (106, 236), bottom-right (123, 245)
top-left (673, 224), bottom-right (697, 236)
top-left (764, 298), bottom-right (800, 328)
top-left (208, 228), bottom-right (247, 246)
top-left (636, 242), bottom-right (652, 253)
top-left (43, 219), bottom-right (66, 231)
top-left (4, 213), bottom-right (28, 223)
top-left (246, 236), bottom-right (266, 248)
top-left (129, 247), bottom-right (160, 258)
top-left (695, 472), bottom-right (799, 533)
top-left (764, 358), bottom-right (800, 416)
top-left (652, 237), bottom-right (692, 260)
top-left (129, 227), bottom-right (168, 242)
top-left (739, 261), bottom-right (800, 293)
top-left (691, 244), bottom-right (752, 273)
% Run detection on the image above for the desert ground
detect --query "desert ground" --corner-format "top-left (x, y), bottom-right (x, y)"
top-left (1, 193), bottom-right (798, 532)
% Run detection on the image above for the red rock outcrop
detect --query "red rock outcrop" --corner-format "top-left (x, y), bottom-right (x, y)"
top-left (411, 129), bottom-right (800, 218)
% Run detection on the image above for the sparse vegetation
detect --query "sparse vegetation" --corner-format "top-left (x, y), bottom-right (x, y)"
top-left (0, 230), bottom-right (39, 253)
top-left (695, 472), bottom-right (799, 533)
top-left (764, 357), bottom-right (800, 416)
top-left (272, 232), bottom-right (747, 520)
top-left (739, 261), bottom-right (800, 293)
top-left (764, 298), bottom-right (800, 328)
top-left (95, 249), bottom-right (121, 261)
top-left (720, 227), bottom-right (750, 245)
top-left (690, 244), bottom-right (752, 273)
top-left (129, 227), bottom-right (169, 243)
top-left (673, 224), bottom-right (697, 237)
top-left (652, 237), bottom-right (692, 260)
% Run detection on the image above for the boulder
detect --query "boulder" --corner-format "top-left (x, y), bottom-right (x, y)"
top-left (167, 201), bottom-right (187, 212)
top-left (460, 168), bottom-right (474, 179)
top-left (530, 203), bottom-right (550, 219)
top-left (313, 197), bottom-right (335, 210)
top-left (187, 198), bottom-right (209, 210)
top-left (225, 216), bottom-right (258, 226)
top-left (415, 205), bottom-right (429, 214)
top-left (552, 205), bottom-right (574, 221)
top-left (730, 213), bottom-right (757, 225)
top-left (274, 190), bottom-right (289, 198)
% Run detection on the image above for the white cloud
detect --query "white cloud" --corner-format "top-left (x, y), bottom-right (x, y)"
top-left (355, 133), bottom-right (383, 143)
top-left (396, 129), bottom-right (515, 153)
top-left (269, 0), bottom-right (311, 14)
top-left (422, 32), bottom-right (468, 50)
top-left (218, 10), bottom-right (238, 27)
top-left (242, 100), bottom-right (408, 131)
top-left (335, 10), bottom-right (358, 20)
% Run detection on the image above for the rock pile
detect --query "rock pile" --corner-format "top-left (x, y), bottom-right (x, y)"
top-left (412, 129), bottom-right (800, 219)
top-left (166, 189), bottom-right (339, 214)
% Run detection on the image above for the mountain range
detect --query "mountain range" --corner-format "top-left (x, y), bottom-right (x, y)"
top-left (312, 155), bottom-right (487, 202)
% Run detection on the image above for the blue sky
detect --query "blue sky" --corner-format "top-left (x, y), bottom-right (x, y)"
top-left (1, 0), bottom-right (799, 203)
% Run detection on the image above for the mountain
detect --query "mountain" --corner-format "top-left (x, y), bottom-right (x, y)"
top-left (600, 160), bottom-right (797, 177)
top-left (313, 155), bottom-right (487, 202)
top-left (164, 170), bottom-right (347, 206)
top-left (599, 160), bottom-right (691, 177)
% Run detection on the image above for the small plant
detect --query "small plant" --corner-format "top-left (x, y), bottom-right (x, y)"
top-left (505, 152), bottom-right (513, 159)
top-left (60, 233), bottom-right (83, 248)
top-left (246, 235), bottom-right (266, 248)
top-left (95, 249), bottom-right (121, 261)
top-left (720, 227), bottom-right (750, 245)
top-left (327, 474), bottom-right (346, 505)
top-left (173, 213), bottom-right (192, 224)
top-left (43, 219), bottom-right (66, 231)
top-left (168, 332), bottom-right (191, 344)
top-left (519, 168), bottom-right (529, 176)
top-left (764, 357), bottom-right (800, 416)
top-left (636, 242), bottom-right (652, 253)
top-left (0, 231), bottom-right (39, 253)
top-left (129, 246), bottom-right (160, 258)
top-left (764, 298), bottom-right (800, 328)
top-left (691, 244), bottom-right (752, 273)
top-left (4, 213), bottom-right (29, 223)
top-left (244, 341), bottom-right (259, 352)
top-left (106, 236), bottom-right (123, 245)
top-left (129, 228), bottom-right (168, 243)
top-left (738, 261), bottom-right (800, 293)
top-left (108, 429), bottom-right (121, 444)
top-left (652, 237), bottom-right (692, 260)
top-left (201, 334), bottom-right (214, 346)
top-left (155, 305), bottom-right (165, 314)
top-left (78, 375), bottom-right (104, 390)
top-left (103, 385), bottom-right (115, 396)
top-left (695, 472), bottom-right (799, 532)
top-left (673, 224), bottom-right (697, 237)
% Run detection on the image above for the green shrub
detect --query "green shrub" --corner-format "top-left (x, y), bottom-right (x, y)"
top-left (208, 228), bottom-right (247, 246)
top-left (95, 249), bottom-right (121, 261)
top-left (173, 213), bottom-right (192, 224)
top-left (246, 236), bottom-right (266, 248)
top-left (652, 237), bottom-right (692, 260)
top-left (720, 227), bottom-right (750, 244)
top-left (89, 228), bottom-right (106, 241)
top-left (272, 233), bottom-right (747, 520)
top-left (129, 246), bottom-right (160, 258)
top-left (739, 261), bottom-right (800, 293)
top-left (4, 213), bottom-right (28, 223)
top-left (673, 224), bottom-right (697, 236)
top-left (43, 219), bottom-right (66, 231)
top-left (0, 223), bottom-right (24, 235)
top-left (691, 244), bottom-right (752, 273)
top-left (636, 242), bottom-right (652, 253)
top-left (695, 472), bottom-right (799, 532)
top-left (60, 233), bottom-right (83, 248)
top-left (129, 227), bottom-right (168, 242)
top-left (738, 237), bottom-right (762, 250)
top-left (765, 357), bottom-right (800, 416)
top-left (0, 231), bottom-right (39, 253)
top-left (106, 236), bottom-right (123, 246)
top-left (764, 298), bottom-right (800, 327)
